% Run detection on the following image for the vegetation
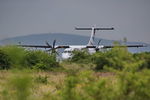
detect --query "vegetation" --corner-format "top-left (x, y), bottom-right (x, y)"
top-left (25, 50), bottom-right (59, 70)
top-left (69, 50), bottom-right (91, 64)
top-left (92, 47), bottom-right (144, 71)
top-left (0, 45), bottom-right (150, 100)
top-left (0, 50), bottom-right (11, 69)
top-left (0, 46), bottom-right (59, 70)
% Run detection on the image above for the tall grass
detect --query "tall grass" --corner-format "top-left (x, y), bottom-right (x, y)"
top-left (0, 45), bottom-right (150, 100)
top-left (1, 70), bottom-right (33, 100)
top-left (0, 69), bottom-right (150, 100)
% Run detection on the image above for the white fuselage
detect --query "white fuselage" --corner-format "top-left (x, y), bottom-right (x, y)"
top-left (61, 45), bottom-right (105, 59)
top-left (62, 46), bottom-right (96, 59)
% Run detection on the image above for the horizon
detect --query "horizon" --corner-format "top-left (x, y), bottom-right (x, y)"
top-left (0, 32), bottom-right (149, 45)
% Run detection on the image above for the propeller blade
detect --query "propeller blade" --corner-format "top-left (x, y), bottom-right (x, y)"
top-left (45, 41), bottom-right (52, 48)
top-left (97, 39), bottom-right (101, 46)
top-left (53, 39), bottom-right (56, 48)
top-left (96, 39), bottom-right (102, 51)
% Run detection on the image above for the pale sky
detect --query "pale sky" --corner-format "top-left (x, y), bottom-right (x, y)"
top-left (0, 0), bottom-right (150, 43)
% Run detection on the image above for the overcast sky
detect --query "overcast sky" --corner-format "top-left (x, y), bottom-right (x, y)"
top-left (0, 0), bottom-right (150, 43)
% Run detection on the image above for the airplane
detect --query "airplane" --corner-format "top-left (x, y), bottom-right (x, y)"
top-left (18, 26), bottom-right (146, 59)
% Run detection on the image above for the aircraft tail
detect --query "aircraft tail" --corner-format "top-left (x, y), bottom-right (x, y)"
top-left (75, 26), bottom-right (114, 46)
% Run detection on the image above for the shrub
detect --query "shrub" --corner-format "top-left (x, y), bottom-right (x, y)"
top-left (0, 45), bottom-right (27, 69)
top-left (25, 50), bottom-right (59, 70)
top-left (91, 51), bottom-right (109, 70)
top-left (25, 51), bottom-right (41, 67)
top-left (133, 52), bottom-right (150, 69)
top-left (0, 45), bottom-right (59, 70)
top-left (69, 50), bottom-right (91, 64)
top-left (92, 46), bottom-right (144, 71)
top-left (117, 70), bottom-right (150, 100)
top-left (0, 50), bottom-right (11, 69)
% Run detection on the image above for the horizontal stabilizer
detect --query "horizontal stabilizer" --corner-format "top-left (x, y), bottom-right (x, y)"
top-left (75, 27), bottom-right (92, 30)
top-left (75, 27), bottom-right (114, 30)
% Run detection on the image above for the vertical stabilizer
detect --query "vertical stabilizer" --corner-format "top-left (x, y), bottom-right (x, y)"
top-left (87, 26), bottom-right (96, 46)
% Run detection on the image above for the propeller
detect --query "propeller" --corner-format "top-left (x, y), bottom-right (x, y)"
top-left (95, 39), bottom-right (102, 52)
top-left (45, 40), bottom-right (59, 56)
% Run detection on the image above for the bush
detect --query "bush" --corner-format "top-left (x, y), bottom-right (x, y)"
top-left (117, 70), bottom-right (150, 100)
top-left (25, 50), bottom-right (59, 70)
top-left (133, 52), bottom-right (150, 69)
top-left (0, 45), bottom-right (27, 69)
top-left (69, 50), bottom-right (91, 64)
top-left (0, 46), bottom-right (59, 70)
top-left (92, 46), bottom-right (144, 71)
top-left (0, 50), bottom-right (11, 69)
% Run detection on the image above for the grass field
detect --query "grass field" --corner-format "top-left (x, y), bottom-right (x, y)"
top-left (0, 65), bottom-right (150, 100)
top-left (0, 46), bottom-right (150, 100)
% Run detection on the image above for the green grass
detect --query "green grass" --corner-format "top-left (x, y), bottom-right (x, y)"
top-left (0, 69), bottom-right (150, 100)
top-left (0, 45), bottom-right (150, 100)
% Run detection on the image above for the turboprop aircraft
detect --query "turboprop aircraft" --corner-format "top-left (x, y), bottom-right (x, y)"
top-left (18, 26), bottom-right (145, 59)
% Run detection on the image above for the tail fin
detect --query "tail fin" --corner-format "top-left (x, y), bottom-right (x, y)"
top-left (75, 26), bottom-right (114, 46)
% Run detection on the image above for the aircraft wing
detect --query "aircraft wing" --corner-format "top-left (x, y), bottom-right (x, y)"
top-left (102, 44), bottom-right (146, 48)
top-left (18, 44), bottom-right (146, 49)
top-left (83, 44), bottom-right (146, 49)
top-left (55, 44), bottom-right (146, 49)
top-left (56, 46), bottom-right (70, 49)
top-left (18, 44), bottom-right (70, 49)
top-left (17, 45), bottom-right (52, 48)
